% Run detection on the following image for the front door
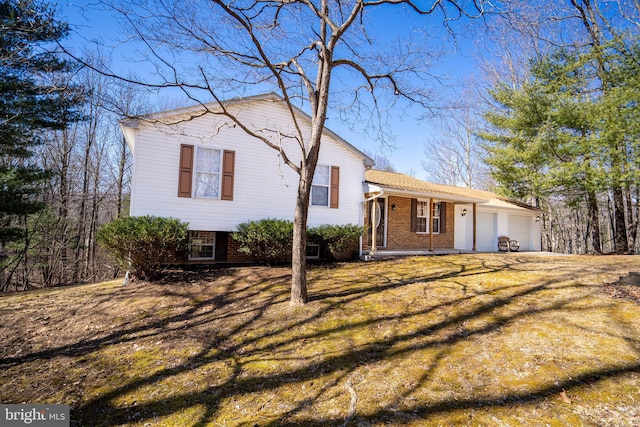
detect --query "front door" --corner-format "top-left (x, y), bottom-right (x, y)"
top-left (368, 199), bottom-right (386, 248)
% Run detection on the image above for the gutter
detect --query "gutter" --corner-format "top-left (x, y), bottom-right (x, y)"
top-left (363, 181), bottom-right (488, 204)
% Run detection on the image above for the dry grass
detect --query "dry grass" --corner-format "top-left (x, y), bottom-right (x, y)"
top-left (0, 254), bottom-right (639, 426)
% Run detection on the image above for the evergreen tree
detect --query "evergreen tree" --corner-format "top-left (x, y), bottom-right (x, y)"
top-left (0, 0), bottom-right (81, 245)
top-left (481, 40), bottom-right (640, 254)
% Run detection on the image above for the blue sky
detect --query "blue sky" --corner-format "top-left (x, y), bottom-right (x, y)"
top-left (58, 1), bottom-right (485, 178)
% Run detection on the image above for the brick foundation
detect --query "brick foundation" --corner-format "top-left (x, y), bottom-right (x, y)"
top-left (184, 231), bottom-right (358, 264)
top-left (226, 237), bottom-right (253, 263)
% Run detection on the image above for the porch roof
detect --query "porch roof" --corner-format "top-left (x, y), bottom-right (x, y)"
top-left (364, 170), bottom-right (542, 213)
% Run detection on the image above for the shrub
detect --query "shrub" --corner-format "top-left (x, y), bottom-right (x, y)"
top-left (232, 218), bottom-right (294, 264)
top-left (309, 224), bottom-right (364, 260)
top-left (97, 216), bottom-right (189, 280)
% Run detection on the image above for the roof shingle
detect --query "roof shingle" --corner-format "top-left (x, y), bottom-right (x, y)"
top-left (365, 169), bottom-right (541, 212)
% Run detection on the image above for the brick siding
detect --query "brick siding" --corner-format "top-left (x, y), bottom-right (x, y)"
top-left (226, 238), bottom-right (253, 263)
top-left (364, 195), bottom-right (455, 250)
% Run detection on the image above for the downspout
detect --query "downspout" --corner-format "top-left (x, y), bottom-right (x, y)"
top-left (360, 191), bottom-right (384, 259)
top-left (472, 203), bottom-right (477, 252)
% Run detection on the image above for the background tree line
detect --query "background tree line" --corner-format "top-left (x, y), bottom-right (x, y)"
top-left (423, 0), bottom-right (640, 255)
top-left (0, 0), bottom-right (147, 291)
top-left (2, 0), bottom-right (639, 293)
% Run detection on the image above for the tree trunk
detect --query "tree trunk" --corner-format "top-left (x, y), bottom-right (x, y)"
top-left (291, 171), bottom-right (311, 306)
top-left (574, 210), bottom-right (583, 254)
top-left (87, 155), bottom-right (101, 280)
top-left (625, 185), bottom-right (636, 254)
top-left (572, 0), bottom-right (629, 254)
top-left (587, 189), bottom-right (602, 254)
top-left (21, 216), bottom-right (30, 291)
top-left (290, 39), bottom-right (332, 305)
top-left (290, 118), bottom-right (324, 306)
top-left (606, 194), bottom-right (615, 253)
top-left (542, 212), bottom-right (552, 252)
top-left (633, 186), bottom-right (640, 254)
top-left (613, 185), bottom-right (629, 254)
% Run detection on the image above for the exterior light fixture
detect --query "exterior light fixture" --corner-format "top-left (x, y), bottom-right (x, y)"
top-left (535, 216), bottom-right (541, 222)
top-left (462, 208), bottom-right (467, 216)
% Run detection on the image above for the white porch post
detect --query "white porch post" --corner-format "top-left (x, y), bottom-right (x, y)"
top-left (370, 197), bottom-right (377, 256)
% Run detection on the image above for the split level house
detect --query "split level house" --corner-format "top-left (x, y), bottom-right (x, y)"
top-left (119, 93), bottom-right (542, 263)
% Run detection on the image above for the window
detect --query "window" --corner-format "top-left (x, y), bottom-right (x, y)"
top-left (194, 147), bottom-right (221, 198)
top-left (411, 199), bottom-right (445, 234)
top-left (189, 231), bottom-right (215, 259)
top-left (432, 202), bottom-right (441, 234)
top-left (416, 200), bottom-right (429, 233)
top-left (311, 165), bottom-right (340, 208)
top-left (178, 145), bottom-right (235, 200)
top-left (306, 243), bottom-right (320, 259)
top-left (311, 165), bottom-right (330, 206)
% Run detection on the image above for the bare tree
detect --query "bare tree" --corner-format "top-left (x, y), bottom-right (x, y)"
top-left (23, 63), bottom-right (147, 290)
top-left (422, 89), bottom-right (488, 188)
top-left (67, 0), bottom-right (488, 305)
top-left (101, 80), bottom-right (150, 219)
top-left (364, 150), bottom-right (396, 172)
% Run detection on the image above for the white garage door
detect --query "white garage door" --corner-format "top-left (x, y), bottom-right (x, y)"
top-left (509, 215), bottom-right (531, 251)
top-left (476, 212), bottom-right (497, 252)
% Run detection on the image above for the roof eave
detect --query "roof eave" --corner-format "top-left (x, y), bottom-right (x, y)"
top-left (118, 120), bottom-right (138, 153)
top-left (365, 183), bottom-right (489, 204)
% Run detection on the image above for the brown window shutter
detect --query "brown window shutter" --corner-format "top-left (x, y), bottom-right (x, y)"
top-left (178, 144), bottom-right (194, 198)
top-left (330, 166), bottom-right (340, 208)
top-left (440, 202), bottom-right (447, 233)
top-left (410, 198), bottom-right (417, 232)
top-left (221, 150), bottom-right (235, 201)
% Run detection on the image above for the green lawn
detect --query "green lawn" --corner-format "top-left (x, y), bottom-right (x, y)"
top-left (1, 254), bottom-right (639, 426)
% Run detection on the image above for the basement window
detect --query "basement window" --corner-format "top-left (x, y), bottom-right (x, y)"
top-left (306, 243), bottom-right (320, 259)
top-left (189, 231), bottom-right (215, 259)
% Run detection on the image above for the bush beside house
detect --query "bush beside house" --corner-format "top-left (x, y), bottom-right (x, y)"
top-left (308, 224), bottom-right (364, 261)
top-left (97, 216), bottom-right (189, 280)
top-left (232, 218), bottom-right (294, 264)
top-left (232, 219), bottom-right (363, 264)
top-left (98, 217), bottom-right (363, 279)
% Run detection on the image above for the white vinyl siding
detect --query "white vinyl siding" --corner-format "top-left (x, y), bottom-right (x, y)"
top-left (454, 204), bottom-right (474, 251)
top-left (473, 209), bottom-right (540, 252)
top-left (127, 100), bottom-right (365, 231)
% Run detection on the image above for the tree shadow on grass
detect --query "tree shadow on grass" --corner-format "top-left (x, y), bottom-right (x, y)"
top-left (2, 256), bottom-right (638, 426)
top-left (0, 268), bottom-right (292, 368)
top-left (266, 361), bottom-right (640, 426)
top-left (77, 277), bottom-right (637, 425)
